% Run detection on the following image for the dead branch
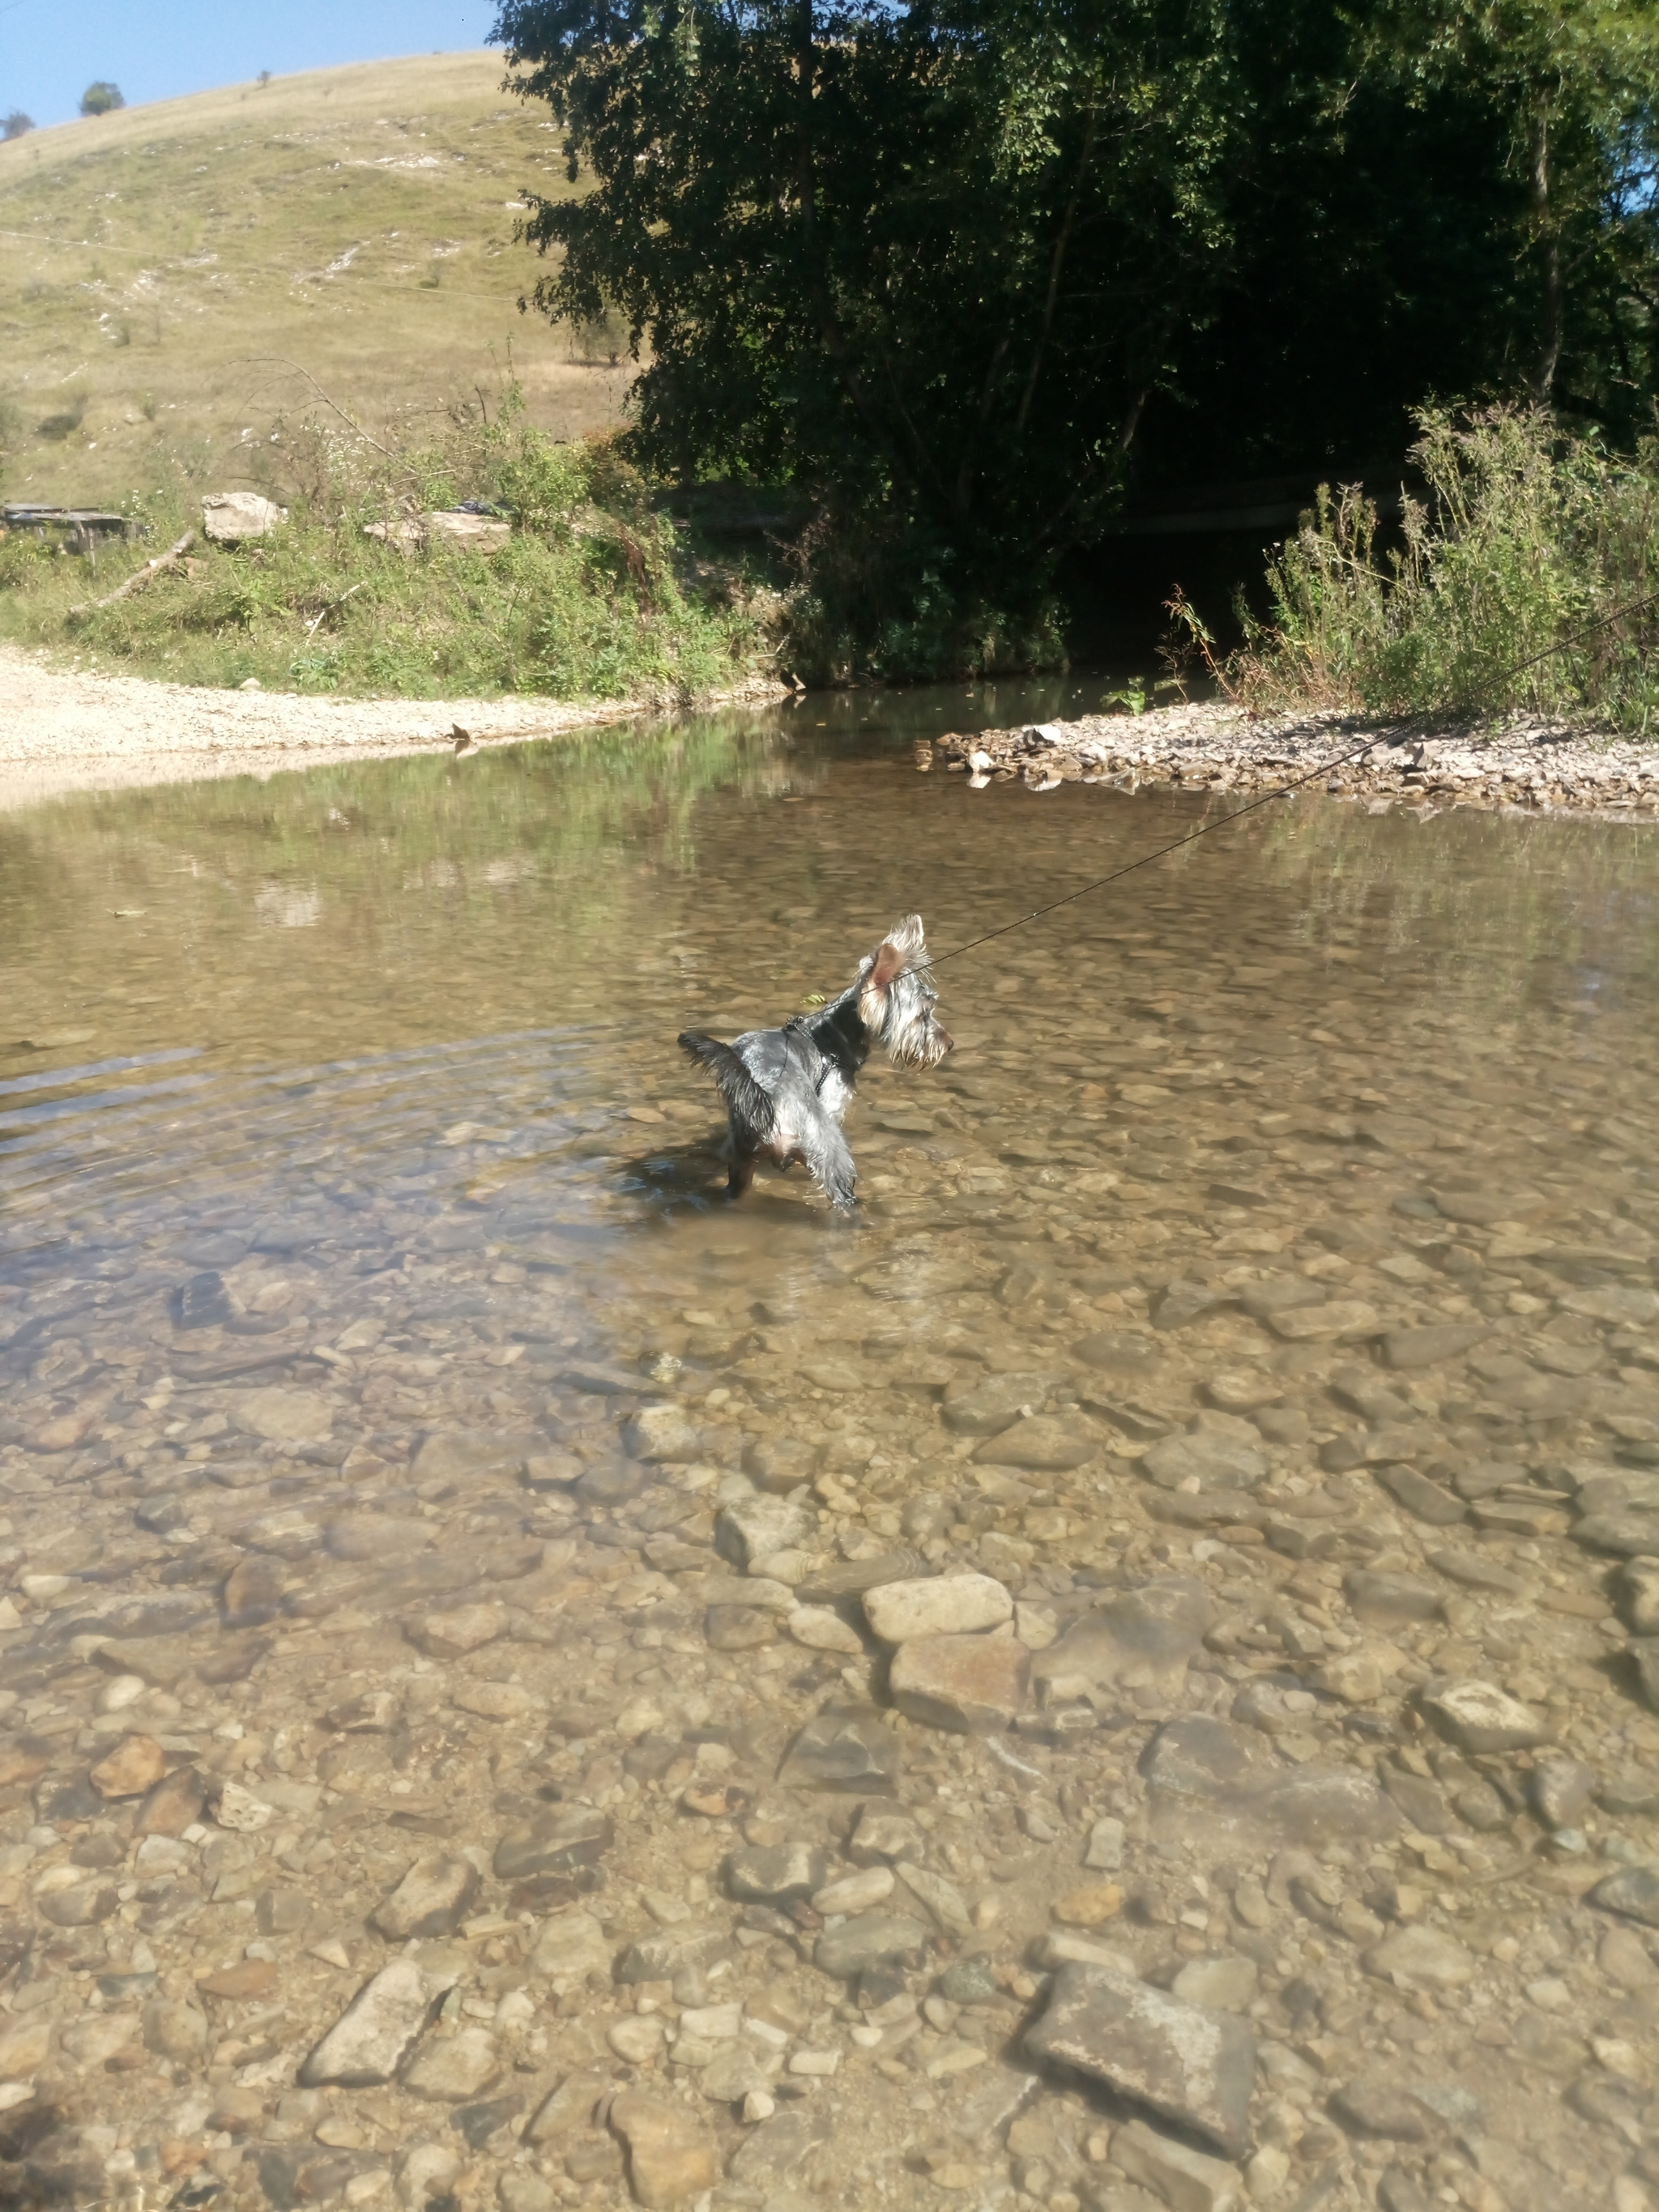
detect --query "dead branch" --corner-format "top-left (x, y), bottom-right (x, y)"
top-left (303, 580), bottom-right (365, 642)
top-left (228, 356), bottom-right (396, 458)
top-left (70, 531), bottom-right (196, 620)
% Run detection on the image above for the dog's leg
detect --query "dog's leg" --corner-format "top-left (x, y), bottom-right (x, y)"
top-left (726, 1149), bottom-right (758, 1202)
top-left (803, 1115), bottom-right (858, 1213)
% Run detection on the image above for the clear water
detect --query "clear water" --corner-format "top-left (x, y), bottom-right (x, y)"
top-left (2, 684), bottom-right (1658, 2202)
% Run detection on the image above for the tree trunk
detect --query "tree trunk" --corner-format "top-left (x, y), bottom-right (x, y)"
top-left (795, 0), bottom-right (815, 241)
top-left (1530, 98), bottom-right (1563, 402)
top-left (1015, 107), bottom-right (1098, 436)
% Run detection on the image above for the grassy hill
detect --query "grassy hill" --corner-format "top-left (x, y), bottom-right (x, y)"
top-left (0, 52), bottom-right (629, 510)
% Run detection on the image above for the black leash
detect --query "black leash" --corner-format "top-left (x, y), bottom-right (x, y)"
top-left (927, 583), bottom-right (1659, 974)
top-left (928, 725), bottom-right (1383, 971)
top-left (1499, 584), bottom-right (1659, 685)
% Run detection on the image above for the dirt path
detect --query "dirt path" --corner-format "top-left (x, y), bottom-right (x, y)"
top-left (0, 643), bottom-right (661, 810)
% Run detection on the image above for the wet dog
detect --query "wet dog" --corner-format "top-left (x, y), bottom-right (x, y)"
top-left (679, 914), bottom-right (952, 1212)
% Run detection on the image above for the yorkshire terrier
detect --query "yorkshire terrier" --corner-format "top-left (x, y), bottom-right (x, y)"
top-left (679, 914), bottom-right (953, 1211)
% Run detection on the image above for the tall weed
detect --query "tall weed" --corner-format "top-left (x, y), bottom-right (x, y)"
top-left (0, 390), bottom-right (768, 702)
top-left (1221, 408), bottom-right (1659, 734)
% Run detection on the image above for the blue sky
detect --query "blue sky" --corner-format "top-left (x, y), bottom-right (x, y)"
top-left (0, 2), bottom-right (491, 128)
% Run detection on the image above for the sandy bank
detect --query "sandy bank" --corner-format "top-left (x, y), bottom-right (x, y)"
top-left (925, 701), bottom-right (1659, 819)
top-left (0, 646), bottom-right (784, 810)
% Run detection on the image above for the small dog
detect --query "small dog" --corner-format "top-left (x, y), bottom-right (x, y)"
top-left (679, 913), bottom-right (952, 1211)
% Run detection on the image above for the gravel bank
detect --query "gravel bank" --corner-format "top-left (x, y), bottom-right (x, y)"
top-left (926, 701), bottom-right (1659, 818)
top-left (0, 646), bottom-right (783, 811)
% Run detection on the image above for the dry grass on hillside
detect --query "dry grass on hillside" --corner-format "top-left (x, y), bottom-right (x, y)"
top-left (0, 51), bottom-right (629, 509)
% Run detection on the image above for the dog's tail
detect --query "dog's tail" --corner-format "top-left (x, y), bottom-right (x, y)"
top-left (678, 1033), bottom-right (774, 1145)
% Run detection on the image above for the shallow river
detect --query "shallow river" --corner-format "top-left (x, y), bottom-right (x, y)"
top-left (2, 688), bottom-right (1659, 2212)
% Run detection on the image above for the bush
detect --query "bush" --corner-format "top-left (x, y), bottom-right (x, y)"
top-left (0, 388), bottom-right (768, 702)
top-left (2, 112), bottom-right (34, 141)
top-left (1218, 407), bottom-right (1659, 734)
top-left (79, 82), bottom-right (124, 117)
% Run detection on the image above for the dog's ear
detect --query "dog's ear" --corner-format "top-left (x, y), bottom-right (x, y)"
top-left (868, 938), bottom-right (906, 993)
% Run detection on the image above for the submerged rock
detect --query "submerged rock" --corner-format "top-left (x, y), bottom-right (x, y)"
top-left (726, 1842), bottom-right (827, 1903)
top-left (716, 1494), bottom-right (814, 1571)
top-left (1141, 1419), bottom-right (1267, 1492)
top-left (608, 2091), bottom-right (719, 2207)
top-left (1026, 1961), bottom-right (1256, 2158)
top-left (1330, 2078), bottom-right (1441, 2142)
top-left (778, 1704), bottom-right (902, 1792)
top-left (234, 1386), bottom-right (332, 1443)
top-left (1375, 1466), bottom-right (1467, 1525)
top-left (1418, 1677), bottom-right (1551, 1754)
top-left (493, 1805), bottom-right (613, 1882)
top-left (1140, 1715), bottom-right (1398, 1844)
top-left (889, 1631), bottom-right (1030, 1733)
top-left (973, 1416), bottom-right (1097, 1472)
top-left (1109, 2119), bottom-right (1243, 2212)
top-left (370, 1855), bottom-right (481, 1941)
top-left (301, 1957), bottom-right (458, 2086)
top-left (1031, 1576), bottom-right (1209, 1703)
top-left (726, 2107), bottom-right (827, 2186)
top-left (1590, 1867), bottom-right (1659, 1929)
top-left (624, 1404), bottom-right (702, 1463)
top-left (88, 1733), bottom-right (167, 1800)
top-left (814, 1912), bottom-right (931, 1978)
top-left (1363, 1926), bottom-right (1476, 1991)
top-left (402, 2025), bottom-right (501, 2102)
top-left (1345, 1570), bottom-right (1444, 1629)
top-left (412, 1428), bottom-right (537, 1481)
top-left (1383, 1323), bottom-right (1491, 1369)
top-left (528, 1912), bottom-right (612, 1989)
top-left (940, 1373), bottom-right (1063, 1436)
top-left (864, 1571), bottom-right (1012, 1643)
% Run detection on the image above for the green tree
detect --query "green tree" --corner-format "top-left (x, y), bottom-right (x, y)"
top-left (2, 111), bottom-right (34, 140)
top-left (1360, 0), bottom-right (1659, 415)
top-left (79, 81), bottom-right (125, 117)
top-left (493, 0), bottom-right (1659, 668)
top-left (495, 0), bottom-right (1242, 578)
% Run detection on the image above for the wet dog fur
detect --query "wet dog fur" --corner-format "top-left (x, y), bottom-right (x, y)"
top-left (679, 914), bottom-right (952, 1211)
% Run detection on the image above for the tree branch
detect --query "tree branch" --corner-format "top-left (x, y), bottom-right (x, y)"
top-left (1529, 95), bottom-right (1564, 402)
top-left (229, 356), bottom-right (396, 457)
top-left (1016, 104), bottom-right (1098, 435)
top-left (69, 531), bottom-right (195, 620)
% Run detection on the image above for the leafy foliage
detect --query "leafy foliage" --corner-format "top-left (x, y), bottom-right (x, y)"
top-left (79, 82), bottom-right (124, 117)
top-left (1219, 407), bottom-right (1659, 731)
top-left (1363, 0), bottom-right (1659, 412)
top-left (493, 0), bottom-right (1659, 671)
top-left (495, 0), bottom-right (1245, 661)
top-left (0, 394), bottom-right (766, 701)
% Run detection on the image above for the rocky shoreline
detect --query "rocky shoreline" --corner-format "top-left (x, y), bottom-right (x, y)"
top-left (923, 702), bottom-right (1659, 819)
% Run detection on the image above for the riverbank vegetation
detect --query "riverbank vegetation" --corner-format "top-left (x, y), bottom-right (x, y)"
top-left (1205, 409), bottom-right (1659, 734)
top-left (495, 0), bottom-right (1659, 682)
top-left (0, 395), bottom-right (767, 701)
top-left (4, 10), bottom-right (1657, 701)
